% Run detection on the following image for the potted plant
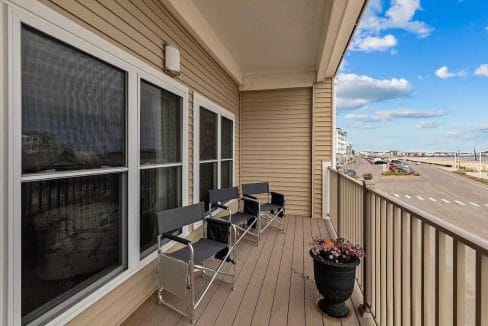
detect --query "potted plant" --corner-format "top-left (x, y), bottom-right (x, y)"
top-left (310, 238), bottom-right (364, 318)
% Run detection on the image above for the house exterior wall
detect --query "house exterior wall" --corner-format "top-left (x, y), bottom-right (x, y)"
top-left (312, 80), bottom-right (334, 218)
top-left (240, 87), bottom-right (313, 216)
top-left (32, 1), bottom-right (240, 324)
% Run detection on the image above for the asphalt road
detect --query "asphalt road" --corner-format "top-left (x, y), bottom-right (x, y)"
top-left (345, 159), bottom-right (488, 239)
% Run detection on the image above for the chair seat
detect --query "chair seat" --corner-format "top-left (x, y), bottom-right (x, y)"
top-left (169, 238), bottom-right (227, 264)
top-left (230, 212), bottom-right (256, 224)
top-left (261, 203), bottom-right (283, 213)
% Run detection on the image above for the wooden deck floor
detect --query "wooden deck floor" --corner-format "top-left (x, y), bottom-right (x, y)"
top-left (122, 216), bottom-right (365, 326)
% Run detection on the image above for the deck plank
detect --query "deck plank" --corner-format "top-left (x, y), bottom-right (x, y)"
top-left (123, 216), bottom-right (363, 326)
top-left (250, 217), bottom-right (289, 325)
top-left (195, 236), bottom-right (255, 325)
top-left (288, 215), bottom-right (306, 325)
top-left (268, 215), bottom-right (297, 326)
top-left (231, 228), bottom-right (279, 325)
top-left (212, 226), bottom-right (275, 325)
top-left (303, 218), bottom-right (324, 326)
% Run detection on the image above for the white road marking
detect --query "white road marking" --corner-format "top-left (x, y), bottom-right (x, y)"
top-left (485, 204), bottom-right (488, 207)
top-left (405, 195), bottom-right (411, 199)
top-left (441, 199), bottom-right (450, 203)
top-left (455, 200), bottom-right (465, 206)
top-left (469, 202), bottom-right (479, 207)
top-left (417, 196), bottom-right (424, 200)
top-left (394, 194), bottom-right (400, 198)
top-left (429, 197), bottom-right (437, 202)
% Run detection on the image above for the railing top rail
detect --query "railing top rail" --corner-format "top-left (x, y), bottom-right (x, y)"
top-left (372, 187), bottom-right (488, 255)
top-left (328, 167), bottom-right (488, 255)
top-left (328, 168), bottom-right (364, 187)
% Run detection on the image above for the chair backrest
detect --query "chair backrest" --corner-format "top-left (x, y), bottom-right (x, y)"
top-left (242, 182), bottom-right (269, 195)
top-left (208, 187), bottom-right (239, 204)
top-left (157, 203), bottom-right (205, 234)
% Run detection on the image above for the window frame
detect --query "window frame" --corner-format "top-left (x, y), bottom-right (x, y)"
top-left (137, 72), bottom-right (188, 259)
top-left (193, 93), bottom-right (236, 208)
top-left (6, 5), bottom-right (189, 325)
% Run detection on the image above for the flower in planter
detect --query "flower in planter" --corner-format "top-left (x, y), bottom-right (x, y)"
top-left (311, 237), bottom-right (364, 264)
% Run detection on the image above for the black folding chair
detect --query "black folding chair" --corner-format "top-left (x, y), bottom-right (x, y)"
top-left (208, 186), bottom-right (259, 247)
top-left (156, 203), bottom-right (237, 323)
top-left (242, 182), bottom-right (286, 236)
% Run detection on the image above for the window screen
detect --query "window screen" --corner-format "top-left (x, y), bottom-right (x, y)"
top-left (199, 107), bottom-right (218, 161)
top-left (21, 26), bottom-right (126, 174)
top-left (140, 80), bottom-right (182, 165)
top-left (221, 117), bottom-right (233, 159)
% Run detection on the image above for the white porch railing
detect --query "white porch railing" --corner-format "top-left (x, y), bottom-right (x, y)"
top-left (327, 168), bottom-right (488, 326)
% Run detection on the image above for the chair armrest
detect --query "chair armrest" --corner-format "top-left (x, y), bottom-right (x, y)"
top-left (212, 203), bottom-right (229, 210)
top-left (162, 232), bottom-right (191, 245)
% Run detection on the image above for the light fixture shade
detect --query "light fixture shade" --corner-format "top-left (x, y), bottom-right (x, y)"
top-left (165, 44), bottom-right (181, 76)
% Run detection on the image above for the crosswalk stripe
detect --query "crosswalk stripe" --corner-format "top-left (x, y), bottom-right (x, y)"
top-left (394, 194), bottom-right (400, 198)
top-left (429, 197), bottom-right (436, 202)
top-left (405, 195), bottom-right (411, 199)
top-left (441, 199), bottom-right (450, 203)
top-left (469, 202), bottom-right (479, 207)
top-left (484, 204), bottom-right (488, 207)
top-left (455, 200), bottom-right (465, 206)
top-left (417, 196), bottom-right (424, 200)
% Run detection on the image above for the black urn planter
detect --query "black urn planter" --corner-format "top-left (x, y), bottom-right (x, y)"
top-left (310, 250), bottom-right (360, 318)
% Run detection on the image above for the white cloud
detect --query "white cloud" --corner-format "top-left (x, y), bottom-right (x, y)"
top-left (351, 0), bottom-right (433, 52)
top-left (485, 26), bottom-right (488, 31)
top-left (475, 64), bottom-right (488, 76)
top-left (341, 124), bottom-right (379, 130)
top-left (446, 124), bottom-right (488, 139)
top-left (435, 66), bottom-right (465, 79)
top-left (416, 120), bottom-right (440, 128)
top-left (346, 109), bottom-right (447, 122)
top-left (336, 73), bottom-right (412, 110)
top-left (351, 34), bottom-right (398, 52)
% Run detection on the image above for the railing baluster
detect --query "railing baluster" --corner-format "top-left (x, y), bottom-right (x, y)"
top-left (475, 252), bottom-right (481, 326)
top-left (368, 192), bottom-right (375, 316)
top-left (402, 211), bottom-right (411, 325)
top-left (453, 240), bottom-right (466, 326)
top-left (387, 202), bottom-right (394, 326)
top-left (412, 217), bottom-right (422, 326)
top-left (423, 223), bottom-right (434, 326)
top-left (375, 195), bottom-right (381, 323)
top-left (481, 254), bottom-right (488, 325)
top-left (436, 231), bottom-right (450, 326)
top-left (394, 206), bottom-right (402, 326)
top-left (381, 198), bottom-right (387, 326)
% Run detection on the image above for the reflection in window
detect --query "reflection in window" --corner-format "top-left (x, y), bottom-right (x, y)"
top-left (140, 167), bottom-right (182, 255)
top-left (21, 26), bottom-right (126, 174)
top-left (221, 117), bottom-right (233, 159)
top-left (199, 162), bottom-right (218, 209)
top-left (21, 174), bottom-right (126, 323)
top-left (221, 160), bottom-right (233, 189)
top-left (140, 80), bottom-right (182, 165)
top-left (199, 107), bottom-right (218, 161)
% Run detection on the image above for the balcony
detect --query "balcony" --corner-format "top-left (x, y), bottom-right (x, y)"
top-left (124, 215), bottom-right (367, 325)
top-left (327, 168), bottom-right (488, 326)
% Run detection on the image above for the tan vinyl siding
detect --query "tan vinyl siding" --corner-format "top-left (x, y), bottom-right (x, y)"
top-left (37, 1), bottom-right (239, 324)
top-left (312, 80), bottom-right (333, 218)
top-left (240, 88), bottom-right (312, 216)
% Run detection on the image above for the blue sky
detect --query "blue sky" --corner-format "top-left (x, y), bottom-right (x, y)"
top-left (337, 0), bottom-right (488, 152)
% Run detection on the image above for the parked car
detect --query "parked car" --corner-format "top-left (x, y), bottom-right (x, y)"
top-left (388, 163), bottom-right (397, 171)
top-left (344, 169), bottom-right (357, 177)
top-left (390, 159), bottom-right (402, 165)
top-left (397, 164), bottom-right (414, 174)
top-left (374, 158), bottom-right (388, 165)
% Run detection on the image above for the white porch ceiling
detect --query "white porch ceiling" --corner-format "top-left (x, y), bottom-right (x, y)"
top-left (162, 0), bottom-right (367, 90)
top-left (192, 0), bottom-right (329, 75)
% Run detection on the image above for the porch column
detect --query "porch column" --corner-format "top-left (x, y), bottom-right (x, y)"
top-left (311, 79), bottom-right (334, 219)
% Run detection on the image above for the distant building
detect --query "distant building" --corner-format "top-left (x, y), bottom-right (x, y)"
top-left (336, 128), bottom-right (352, 163)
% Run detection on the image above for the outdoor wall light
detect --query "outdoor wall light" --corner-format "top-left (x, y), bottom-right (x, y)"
top-left (164, 43), bottom-right (181, 77)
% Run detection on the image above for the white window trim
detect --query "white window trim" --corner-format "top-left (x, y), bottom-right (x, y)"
top-left (5, 1), bottom-right (189, 325)
top-left (137, 71), bottom-right (189, 259)
top-left (193, 93), bottom-right (236, 209)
